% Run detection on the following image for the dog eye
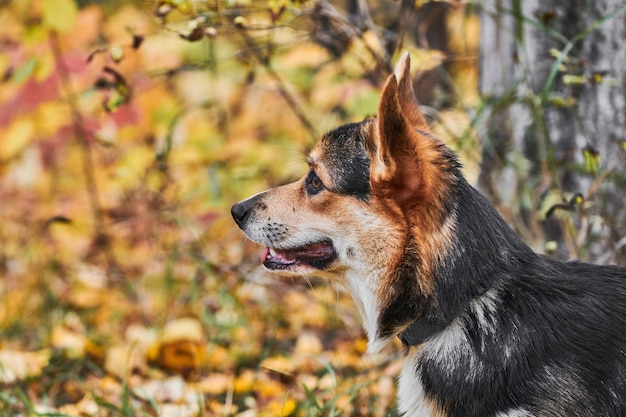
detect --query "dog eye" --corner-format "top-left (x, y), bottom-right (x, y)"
top-left (306, 171), bottom-right (324, 195)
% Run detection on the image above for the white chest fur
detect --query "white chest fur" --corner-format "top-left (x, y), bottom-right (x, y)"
top-left (397, 351), bottom-right (440, 417)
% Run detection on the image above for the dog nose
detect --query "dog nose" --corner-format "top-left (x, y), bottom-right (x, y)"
top-left (231, 201), bottom-right (250, 227)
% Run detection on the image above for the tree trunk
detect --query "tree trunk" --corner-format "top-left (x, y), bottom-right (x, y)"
top-left (478, 0), bottom-right (626, 264)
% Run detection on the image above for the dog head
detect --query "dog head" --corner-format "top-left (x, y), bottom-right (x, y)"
top-left (232, 53), bottom-right (461, 352)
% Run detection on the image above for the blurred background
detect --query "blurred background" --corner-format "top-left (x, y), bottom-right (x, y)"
top-left (0, 0), bottom-right (624, 415)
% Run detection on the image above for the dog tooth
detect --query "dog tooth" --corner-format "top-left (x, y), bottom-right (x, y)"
top-left (269, 248), bottom-right (277, 257)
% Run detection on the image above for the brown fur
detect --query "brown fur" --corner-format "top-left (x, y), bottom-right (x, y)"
top-left (231, 53), bottom-right (457, 348)
top-left (233, 52), bottom-right (626, 417)
top-left (370, 68), bottom-right (458, 301)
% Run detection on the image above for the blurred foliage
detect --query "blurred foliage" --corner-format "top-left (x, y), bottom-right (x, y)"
top-left (477, 2), bottom-right (626, 263)
top-left (0, 0), bottom-right (480, 415)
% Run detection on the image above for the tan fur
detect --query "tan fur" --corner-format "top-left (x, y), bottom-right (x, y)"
top-left (395, 55), bottom-right (430, 132)
top-left (424, 398), bottom-right (449, 417)
top-left (232, 53), bottom-right (458, 345)
top-left (232, 52), bottom-right (460, 411)
top-left (233, 51), bottom-right (626, 417)
top-left (370, 55), bottom-right (457, 298)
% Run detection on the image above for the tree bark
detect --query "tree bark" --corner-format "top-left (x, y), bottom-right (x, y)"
top-left (478, 0), bottom-right (626, 263)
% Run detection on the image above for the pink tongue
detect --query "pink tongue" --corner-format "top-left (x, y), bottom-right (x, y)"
top-left (261, 242), bottom-right (333, 264)
top-left (261, 247), bottom-right (271, 263)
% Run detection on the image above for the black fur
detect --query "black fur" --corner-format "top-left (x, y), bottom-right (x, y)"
top-left (234, 106), bottom-right (626, 415)
top-left (323, 123), bottom-right (626, 416)
top-left (377, 242), bottom-right (432, 341)
top-left (420, 170), bottom-right (626, 416)
top-left (318, 122), bottom-right (371, 201)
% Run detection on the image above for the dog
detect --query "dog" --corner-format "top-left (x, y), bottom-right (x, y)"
top-left (231, 52), bottom-right (626, 417)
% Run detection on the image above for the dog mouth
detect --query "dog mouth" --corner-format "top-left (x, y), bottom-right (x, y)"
top-left (261, 240), bottom-right (336, 271)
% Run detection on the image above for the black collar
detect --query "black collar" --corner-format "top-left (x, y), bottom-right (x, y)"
top-left (398, 315), bottom-right (453, 347)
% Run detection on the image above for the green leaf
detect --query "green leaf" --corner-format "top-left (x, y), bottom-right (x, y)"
top-left (11, 58), bottom-right (37, 84)
top-left (562, 74), bottom-right (586, 85)
top-left (545, 241), bottom-right (558, 252)
top-left (583, 146), bottom-right (600, 174)
top-left (302, 384), bottom-right (323, 411)
top-left (42, 0), bottom-right (78, 33)
top-left (541, 6), bottom-right (626, 101)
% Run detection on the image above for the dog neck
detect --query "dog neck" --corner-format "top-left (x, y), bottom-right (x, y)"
top-left (398, 314), bottom-right (454, 347)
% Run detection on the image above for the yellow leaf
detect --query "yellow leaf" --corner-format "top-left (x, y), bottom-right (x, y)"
top-left (104, 343), bottom-right (147, 379)
top-left (161, 318), bottom-right (204, 343)
top-left (261, 398), bottom-right (296, 417)
top-left (204, 344), bottom-right (234, 370)
top-left (154, 318), bottom-right (206, 372)
top-left (233, 369), bottom-right (256, 394)
top-left (353, 337), bottom-right (368, 354)
top-left (0, 117), bottom-right (34, 161)
top-left (406, 48), bottom-right (446, 72)
top-left (583, 146), bottom-right (600, 174)
top-left (113, 146), bottom-right (155, 188)
top-left (157, 340), bottom-right (205, 372)
top-left (42, 0), bottom-right (78, 33)
top-left (34, 51), bottom-right (55, 81)
top-left (0, 54), bottom-right (9, 80)
top-left (563, 74), bottom-right (587, 85)
top-left (545, 240), bottom-right (558, 252)
top-left (51, 325), bottom-right (86, 357)
top-left (261, 356), bottom-right (296, 376)
top-left (255, 378), bottom-right (286, 399)
top-left (35, 101), bottom-right (72, 137)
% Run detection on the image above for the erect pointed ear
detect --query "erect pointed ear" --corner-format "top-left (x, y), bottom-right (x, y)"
top-left (370, 53), bottom-right (439, 208)
top-left (394, 52), bottom-right (430, 132)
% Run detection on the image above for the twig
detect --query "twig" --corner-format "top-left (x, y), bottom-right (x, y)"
top-left (236, 28), bottom-right (318, 139)
top-left (585, 153), bottom-right (626, 201)
top-left (49, 32), bottom-right (120, 280)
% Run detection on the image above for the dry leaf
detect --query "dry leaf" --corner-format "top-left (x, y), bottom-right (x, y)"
top-left (260, 356), bottom-right (295, 376)
top-left (104, 343), bottom-right (147, 379)
top-left (196, 373), bottom-right (233, 395)
top-left (151, 318), bottom-right (206, 373)
top-left (51, 325), bottom-right (87, 357)
top-left (0, 349), bottom-right (50, 383)
top-left (259, 398), bottom-right (296, 417)
top-left (293, 332), bottom-right (323, 356)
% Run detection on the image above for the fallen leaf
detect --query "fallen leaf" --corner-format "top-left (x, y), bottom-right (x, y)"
top-left (196, 373), bottom-right (233, 395)
top-left (51, 325), bottom-right (87, 357)
top-left (0, 349), bottom-right (50, 383)
top-left (136, 375), bottom-right (186, 402)
top-left (153, 318), bottom-right (205, 373)
top-left (233, 369), bottom-right (256, 395)
top-left (260, 398), bottom-right (296, 417)
top-left (260, 356), bottom-right (295, 376)
top-left (104, 343), bottom-right (147, 379)
top-left (293, 332), bottom-right (323, 356)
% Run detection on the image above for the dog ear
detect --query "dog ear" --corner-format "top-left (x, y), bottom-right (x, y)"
top-left (394, 53), bottom-right (430, 132)
top-left (371, 52), bottom-right (440, 208)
